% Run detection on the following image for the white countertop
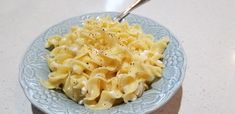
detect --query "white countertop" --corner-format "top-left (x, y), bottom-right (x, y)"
top-left (1, 0), bottom-right (235, 114)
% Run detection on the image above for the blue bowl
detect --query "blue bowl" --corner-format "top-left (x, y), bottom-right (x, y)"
top-left (19, 12), bottom-right (186, 114)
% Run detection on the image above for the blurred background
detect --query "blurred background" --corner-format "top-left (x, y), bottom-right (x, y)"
top-left (0, 0), bottom-right (235, 114)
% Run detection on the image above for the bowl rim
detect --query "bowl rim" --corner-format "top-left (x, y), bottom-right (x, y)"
top-left (19, 11), bottom-right (187, 114)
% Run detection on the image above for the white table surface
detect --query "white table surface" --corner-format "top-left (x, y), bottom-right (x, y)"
top-left (1, 0), bottom-right (235, 114)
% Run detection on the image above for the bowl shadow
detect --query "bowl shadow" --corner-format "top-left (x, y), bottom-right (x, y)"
top-left (31, 105), bottom-right (45, 114)
top-left (31, 86), bottom-right (183, 114)
top-left (151, 86), bottom-right (183, 114)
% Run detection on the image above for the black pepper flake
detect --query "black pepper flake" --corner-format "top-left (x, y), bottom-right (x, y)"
top-left (108, 33), bottom-right (114, 38)
top-left (45, 45), bottom-right (55, 51)
top-left (73, 81), bottom-right (77, 85)
top-left (130, 62), bottom-right (135, 65)
top-left (59, 84), bottom-right (64, 88)
top-left (136, 72), bottom-right (139, 75)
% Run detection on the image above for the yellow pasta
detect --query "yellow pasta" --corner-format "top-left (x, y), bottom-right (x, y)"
top-left (42, 17), bottom-right (169, 110)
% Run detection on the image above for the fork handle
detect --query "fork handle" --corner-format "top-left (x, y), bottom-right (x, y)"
top-left (116, 0), bottom-right (150, 22)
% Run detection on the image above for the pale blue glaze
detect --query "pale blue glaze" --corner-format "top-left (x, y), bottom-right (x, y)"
top-left (19, 12), bottom-right (186, 114)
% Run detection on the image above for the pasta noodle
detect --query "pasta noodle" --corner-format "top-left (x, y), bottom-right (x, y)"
top-left (42, 17), bottom-right (169, 110)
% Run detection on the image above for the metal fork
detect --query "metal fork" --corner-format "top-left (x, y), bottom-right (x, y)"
top-left (115, 0), bottom-right (150, 22)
